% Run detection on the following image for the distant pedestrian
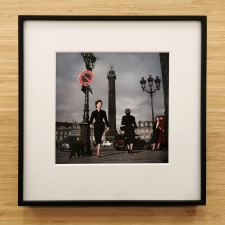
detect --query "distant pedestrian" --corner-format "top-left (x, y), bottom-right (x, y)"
top-left (90, 100), bottom-right (109, 157)
top-left (157, 115), bottom-right (166, 150)
top-left (151, 116), bottom-right (160, 151)
top-left (121, 108), bottom-right (137, 154)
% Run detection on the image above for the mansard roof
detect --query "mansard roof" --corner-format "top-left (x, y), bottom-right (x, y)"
top-left (138, 120), bottom-right (152, 123)
top-left (56, 121), bottom-right (81, 129)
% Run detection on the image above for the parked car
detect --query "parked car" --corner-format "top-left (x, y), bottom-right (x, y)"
top-left (61, 142), bottom-right (70, 151)
top-left (114, 134), bottom-right (146, 150)
top-left (101, 141), bottom-right (113, 147)
top-left (114, 134), bottom-right (126, 150)
top-left (62, 143), bottom-right (70, 148)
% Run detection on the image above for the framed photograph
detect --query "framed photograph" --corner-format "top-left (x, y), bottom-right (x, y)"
top-left (18, 15), bottom-right (206, 206)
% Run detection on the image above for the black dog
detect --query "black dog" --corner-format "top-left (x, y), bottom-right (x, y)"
top-left (69, 139), bottom-right (85, 159)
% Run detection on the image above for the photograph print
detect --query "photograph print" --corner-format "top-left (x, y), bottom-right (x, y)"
top-left (56, 52), bottom-right (169, 164)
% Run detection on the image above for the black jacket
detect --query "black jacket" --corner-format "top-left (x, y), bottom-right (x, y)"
top-left (90, 109), bottom-right (109, 127)
top-left (121, 114), bottom-right (137, 128)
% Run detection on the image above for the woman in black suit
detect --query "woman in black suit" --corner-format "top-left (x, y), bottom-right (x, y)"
top-left (90, 100), bottom-right (109, 157)
top-left (121, 108), bottom-right (137, 154)
top-left (151, 116), bottom-right (160, 151)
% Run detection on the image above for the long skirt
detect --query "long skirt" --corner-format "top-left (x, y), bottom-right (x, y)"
top-left (152, 129), bottom-right (160, 144)
top-left (124, 125), bottom-right (135, 145)
top-left (94, 121), bottom-right (105, 145)
top-left (158, 131), bottom-right (166, 143)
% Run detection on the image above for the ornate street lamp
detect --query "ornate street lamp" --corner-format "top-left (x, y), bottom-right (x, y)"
top-left (80, 53), bottom-right (97, 155)
top-left (140, 75), bottom-right (161, 123)
top-left (154, 76), bottom-right (161, 90)
top-left (81, 53), bottom-right (96, 71)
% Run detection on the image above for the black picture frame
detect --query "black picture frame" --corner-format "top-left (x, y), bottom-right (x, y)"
top-left (18, 15), bottom-right (206, 206)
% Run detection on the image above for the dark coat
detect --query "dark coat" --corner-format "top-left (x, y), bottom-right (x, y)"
top-left (121, 114), bottom-right (137, 144)
top-left (158, 119), bottom-right (166, 143)
top-left (152, 121), bottom-right (160, 143)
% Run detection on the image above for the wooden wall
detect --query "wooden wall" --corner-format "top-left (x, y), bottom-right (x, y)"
top-left (0, 0), bottom-right (225, 224)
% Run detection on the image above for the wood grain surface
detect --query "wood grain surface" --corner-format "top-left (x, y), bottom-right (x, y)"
top-left (0, 0), bottom-right (225, 224)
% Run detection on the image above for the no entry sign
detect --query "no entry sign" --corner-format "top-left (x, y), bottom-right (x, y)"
top-left (78, 70), bottom-right (95, 86)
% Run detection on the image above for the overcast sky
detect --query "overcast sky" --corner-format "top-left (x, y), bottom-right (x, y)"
top-left (56, 53), bottom-right (165, 128)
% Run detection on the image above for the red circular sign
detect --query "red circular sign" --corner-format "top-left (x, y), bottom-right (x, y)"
top-left (78, 70), bottom-right (95, 86)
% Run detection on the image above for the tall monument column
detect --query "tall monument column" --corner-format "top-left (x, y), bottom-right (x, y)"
top-left (105, 65), bottom-right (118, 143)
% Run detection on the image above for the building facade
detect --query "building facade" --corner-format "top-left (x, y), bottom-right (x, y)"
top-left (56, 120), bottom-right (107, 146)
top-left (135, 120), bottom-right (153, 141)
top-left (55, 121), bottom-right (81, 141)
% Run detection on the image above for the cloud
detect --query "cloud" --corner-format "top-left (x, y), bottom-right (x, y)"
top-left (56, 53), bottom-right (165, 128)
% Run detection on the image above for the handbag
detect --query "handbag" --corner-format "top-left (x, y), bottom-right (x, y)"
top-left (120, 125), bottom-right (125, 131)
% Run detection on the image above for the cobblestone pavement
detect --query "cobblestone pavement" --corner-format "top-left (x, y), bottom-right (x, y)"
top-left (56, 146), bottom-right (168, 164)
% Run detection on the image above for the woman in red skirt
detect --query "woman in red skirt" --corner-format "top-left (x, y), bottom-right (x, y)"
top-left (157, 115), bottom-right (166, 150)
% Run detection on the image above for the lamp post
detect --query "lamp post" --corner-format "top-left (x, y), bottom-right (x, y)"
top-left (81, 53), bottom-right (96, 72)
top-left (80, 53), bottom-right (96, 155)
top-left (140, 75), bottom-right (161, 123)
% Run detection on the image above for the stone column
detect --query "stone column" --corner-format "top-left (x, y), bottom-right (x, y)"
top-left (105, 65), bottom-right (118, 143)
